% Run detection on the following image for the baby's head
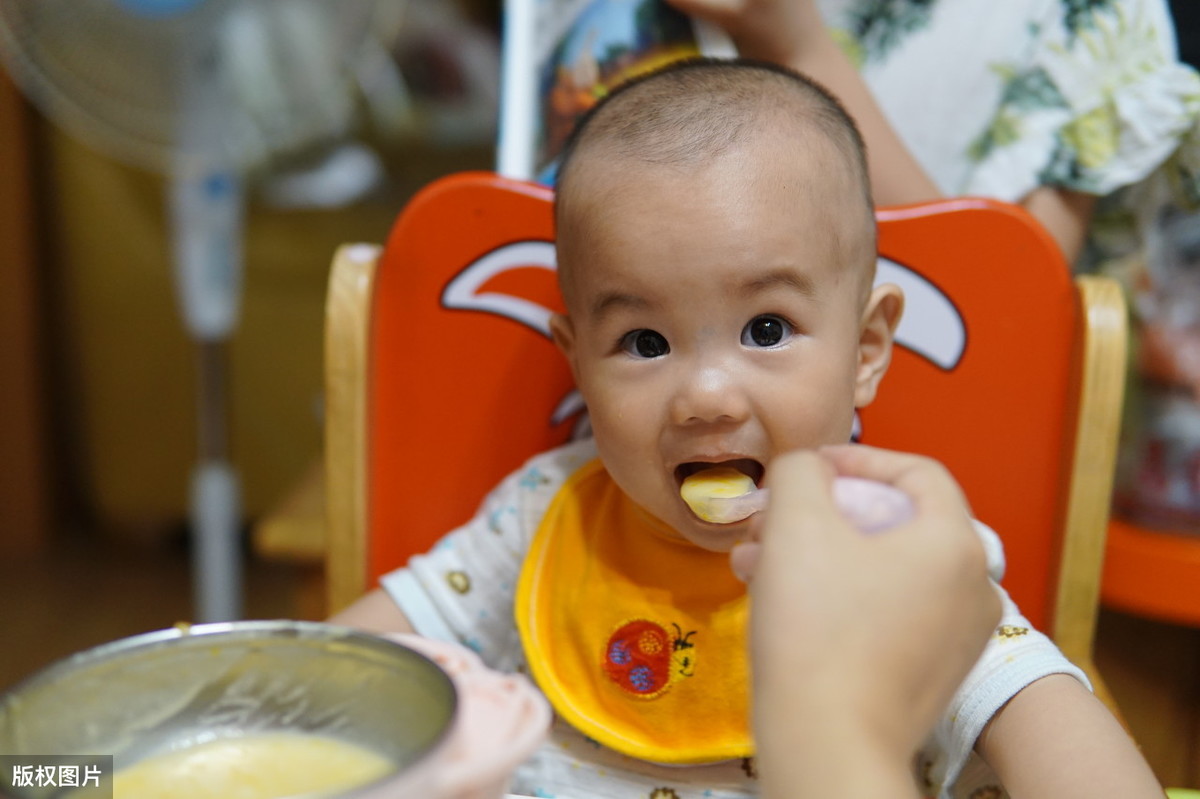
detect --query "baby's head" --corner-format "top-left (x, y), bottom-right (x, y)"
top-left (549, 58), bottom-right (904, 552)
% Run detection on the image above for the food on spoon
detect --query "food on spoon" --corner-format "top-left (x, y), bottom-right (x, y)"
top-left (679, 466), bottom-right (757, 523)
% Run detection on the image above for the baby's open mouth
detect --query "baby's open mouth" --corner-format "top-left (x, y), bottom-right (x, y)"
top-left (674, 459), bottom-right (764, 489)
top-left (676, 459), bottom-right (765, 524)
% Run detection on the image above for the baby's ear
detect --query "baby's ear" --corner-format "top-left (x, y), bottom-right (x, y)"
top-left (549, 313), bottom-right (578, 370)
top-left (854, 284), bottom-right (905, 408)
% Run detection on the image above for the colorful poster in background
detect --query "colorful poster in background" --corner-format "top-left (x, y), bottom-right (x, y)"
top-left (535, 0), bottom-right (699, 183)
top-left (497, 0), bottom-right (732, 183)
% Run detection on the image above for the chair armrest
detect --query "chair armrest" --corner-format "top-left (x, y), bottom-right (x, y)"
top-left (324, 244), bottom-right (381, 615)
top-left (1054, 275), bottom-right (1128, 721)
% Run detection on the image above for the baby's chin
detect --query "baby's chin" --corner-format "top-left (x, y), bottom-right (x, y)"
top-left (670, 515), bottom-right (753, 554)
top-left (631, 499), bottom-right (748, 553)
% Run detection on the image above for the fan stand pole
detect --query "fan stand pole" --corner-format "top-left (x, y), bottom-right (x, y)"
top-left (167, 105), bottom-right (245, 623)
top-left (192, 336), bottom-right (242, 622)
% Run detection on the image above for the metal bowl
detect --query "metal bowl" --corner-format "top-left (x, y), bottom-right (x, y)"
top-left (0, 620), bottom-right (457, 798)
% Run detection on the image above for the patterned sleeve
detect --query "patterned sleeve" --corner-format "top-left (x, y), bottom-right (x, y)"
top-left (964, 0), bottom-right (1200, 201)
top-left (378, 438), bottom-right (598, 673)
top-left (920, 522), bottom-right (1091, 798)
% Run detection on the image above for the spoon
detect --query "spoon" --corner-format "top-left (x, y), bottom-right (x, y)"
top-left (680, 466), bottom-right (914, 531)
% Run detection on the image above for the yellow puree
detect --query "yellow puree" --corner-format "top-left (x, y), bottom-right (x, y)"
top-left (70, 733), bottom-right (394, 799)
top-left (680, 467), bottom-right (755, 522)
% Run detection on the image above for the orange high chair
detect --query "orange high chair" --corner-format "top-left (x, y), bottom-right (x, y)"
top-left (323, 171), bottom-right (1127, 710)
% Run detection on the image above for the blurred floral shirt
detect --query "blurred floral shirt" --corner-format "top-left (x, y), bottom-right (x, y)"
top-left (819, 0), bottom-right (1200, 275)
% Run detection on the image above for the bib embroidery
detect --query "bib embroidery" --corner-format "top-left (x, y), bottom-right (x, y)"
top-left (602, 618), bottom-right (697, 698)
top-left (516, 458), bottom-right (752, 764)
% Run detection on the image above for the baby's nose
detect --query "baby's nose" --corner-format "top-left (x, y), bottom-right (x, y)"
top-left (670, 362), bottom-right (751, 426)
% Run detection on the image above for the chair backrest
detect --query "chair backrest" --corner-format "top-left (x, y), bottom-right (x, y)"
top-left (325, 170), bottom-right (1127, 674)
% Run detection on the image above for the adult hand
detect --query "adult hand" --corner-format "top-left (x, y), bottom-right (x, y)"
top-left (736, 445), bottom-right (1001, 798)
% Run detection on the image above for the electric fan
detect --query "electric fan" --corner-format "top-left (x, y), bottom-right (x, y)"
top-left (0, 0), bottom-right (393, 622)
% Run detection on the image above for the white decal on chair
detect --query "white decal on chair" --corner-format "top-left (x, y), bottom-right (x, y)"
top-left (442, 240), bottom-right (558, 337)
top-left (876, 256), bottom-right (965, 370)
top-left (854, 257), bottom-right (964, 440)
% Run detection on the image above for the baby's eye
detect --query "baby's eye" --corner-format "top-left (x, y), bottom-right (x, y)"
top-left (620, 329), bottom-right (670, 358)
top-left (742, 315), bottom-right (792, 348)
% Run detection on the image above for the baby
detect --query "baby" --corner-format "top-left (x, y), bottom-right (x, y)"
top-left (333, 59), bottom-right (1159, 798)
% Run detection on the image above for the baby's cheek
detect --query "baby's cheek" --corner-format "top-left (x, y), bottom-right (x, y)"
top-left (772, 410), bottom-right (854, 451)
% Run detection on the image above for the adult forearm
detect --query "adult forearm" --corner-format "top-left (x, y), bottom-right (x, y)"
top-left (665, 0), bottom-right (942, 205)
top-left (735, 23), bottom-right (943, 206)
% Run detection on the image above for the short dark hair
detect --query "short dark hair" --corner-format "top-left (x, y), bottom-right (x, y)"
top-left (554, 57), bottom-right (873, 218)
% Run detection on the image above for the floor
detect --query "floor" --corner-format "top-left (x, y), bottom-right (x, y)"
top-left (1093, 605), bottom-right (1200, 788)
top-left (3, 530), bottom-right (1199, 790)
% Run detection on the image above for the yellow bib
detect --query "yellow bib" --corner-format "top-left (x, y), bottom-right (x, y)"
top-left (515, 458), bottom-right (752, 765)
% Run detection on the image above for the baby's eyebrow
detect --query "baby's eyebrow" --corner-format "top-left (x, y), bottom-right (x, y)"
top-left (738, 269), bottom-right (819, 299)
top-left (589, 290), bottom-right (652, 321)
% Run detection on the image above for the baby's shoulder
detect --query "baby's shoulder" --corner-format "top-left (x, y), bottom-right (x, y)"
top-left (518, 436), bottom-right (598, 483)
top-left (484, 437), bottom-right (598, 516)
